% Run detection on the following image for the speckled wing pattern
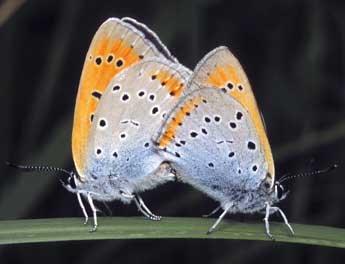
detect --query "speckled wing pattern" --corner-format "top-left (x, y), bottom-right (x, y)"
top-left (189, 46), bottom-right (275, 186)
top-left (85, 59), bottom-right (189, 194)
top-left (72, 18), bottom-right (180, 181)
top-left (156, 84), bottom-right (269, 205)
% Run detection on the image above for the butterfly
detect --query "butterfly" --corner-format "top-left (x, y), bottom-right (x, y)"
top-left (155, 46), bottom-right (294, 239)
top-left (9, 17), bottom-right (191, 232)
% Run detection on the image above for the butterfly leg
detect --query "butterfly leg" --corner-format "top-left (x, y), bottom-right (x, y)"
top-left (207, 205), bottom-right (230, 234)
top-left (86, 192), bottom-right (98, 232)
top-left (77, 192), bottom-right (88, 224)
top-left (202, 205), bottom-right (221, 218)
top-left (137, 195), bottom-right (161, 221)
top-left (271, 206), bottom-right (294, 235)
top-left (133, 196), bottom-right (153, 219)
top-left (263, 202), bottom-right (274, 240)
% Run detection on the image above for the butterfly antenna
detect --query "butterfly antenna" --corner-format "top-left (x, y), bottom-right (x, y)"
top-left (6, 161), bottom-right (73, 177)
top-left (278, 164), bottom-right (338, 184)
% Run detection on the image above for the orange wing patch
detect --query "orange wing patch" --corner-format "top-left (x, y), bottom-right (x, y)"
top-left (72, 19), bottom-right (162, 181)
top-left (159, 96), bottom-right (203, 149)
top-left (205, 64), bottom-right (274, 185)
top-left (151, 70), bottom-right (185, 97)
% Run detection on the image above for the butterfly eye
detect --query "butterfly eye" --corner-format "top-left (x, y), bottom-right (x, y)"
top-left (276, 183), bottom-right (285, 200)
top-left (67, 174), bottom-right (77, 189)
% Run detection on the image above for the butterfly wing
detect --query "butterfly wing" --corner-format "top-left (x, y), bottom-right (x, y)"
top-left (157, 85), bottom-right (270, 208)
top-left (85, 59), bottom-right (188, 197)
top-left (186, 46), bottom-right (275, 186)
top-left (72, 18), bottom-right (187, 181)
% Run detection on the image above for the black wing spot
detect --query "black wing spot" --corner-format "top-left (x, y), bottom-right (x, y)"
top-left (92, 91), bottom-right (102, 99)
top-left (139, 55), bottom-right (144, 59)
top-left (229, 122), bottom-right (237, 129)
top-left (144, 142), bottom-right (150, 148)
top-left (95, 56), bottom-right (102, 65)
top-left (149, 94), bottom-right (155, 101)
top-left (99, 119), bottom-right (107, 127)
top-left (175, 152), bottom-right (181, 158)
top-left (228, 152), bottom-right (235, 158)
top-left (208, 162), bottom-right (214, 168)
top-left (121, 93), bottom-right (130, 102)
top-left (180, 140), bottom-right (186, 145)
top-left (151, 75), bottom-right (157, 80)
top-left (204, 116), bottom-right (211, 123)
top-left (112, 85), bottom-right (121, 92)
top-left (238, 169), bottom-right (242, 174)
top-left (201, 128), bottom-right (208, 135)
top-left (227, 82), bottom-right (234, 90)
top-left (252, 165), bottom-right (258, 172)
top-left (120, 133), bottom-right (127, 139)
top-left (151, 106), bottom-right (159, 115)
top-left (247, 141), bottom-right (256, 150)
top-left (96, 148), bottom-right (102, 155)
top-left (214, 116), bottom-right (221, 122)
top-left (90, 114), bottom-right (94, 122)
top-left (107, 54), bottom-right (114, 63)
top-left (138, 90), bottom-right (145, 97)
top-left (116, 58), bottom-right (124, 67)
top-left (190, 131), bottom-right (198, 138)
top-left (236, 111), bottom-right (243, 120)
top-left (113, 152), bottom-right (118, 158)
top-left (238, 84), bottom-right (244, 91)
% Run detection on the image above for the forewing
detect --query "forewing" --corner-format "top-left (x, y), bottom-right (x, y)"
top-left (72, 18), bottom-right (180, 180)
top-left (188, 46), bottom-right (275, 186)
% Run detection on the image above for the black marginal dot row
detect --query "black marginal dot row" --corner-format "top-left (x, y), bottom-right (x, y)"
top-left (93, 55), bottom-right (126, 68)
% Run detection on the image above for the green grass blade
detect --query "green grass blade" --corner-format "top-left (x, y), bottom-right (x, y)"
top-left (0, 217), bottom-right (344, 248)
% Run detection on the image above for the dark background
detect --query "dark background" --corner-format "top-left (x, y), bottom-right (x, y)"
top-left (1, 0), bottom-right (345, 263)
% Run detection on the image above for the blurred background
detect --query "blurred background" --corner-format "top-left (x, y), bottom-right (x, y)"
top-left (0, 0), bottom-right (345, 263)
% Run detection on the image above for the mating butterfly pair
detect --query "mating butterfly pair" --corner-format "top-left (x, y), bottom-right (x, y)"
top-left (14, 17), bottom-right (293, 239)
